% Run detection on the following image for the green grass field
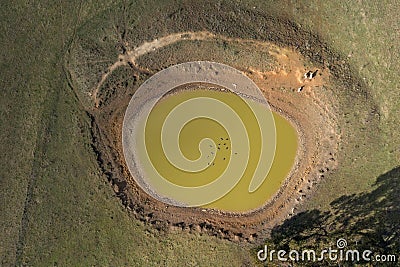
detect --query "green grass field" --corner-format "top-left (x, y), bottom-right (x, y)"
top-left (1, 0), bottom-right (398, 266)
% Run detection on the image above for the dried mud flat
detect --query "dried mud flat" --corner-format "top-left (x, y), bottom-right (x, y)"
top-left (73, 15), bottom-right (376, 243)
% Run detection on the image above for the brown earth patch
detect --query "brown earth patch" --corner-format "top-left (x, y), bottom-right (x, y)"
top-left (84, 34), bottom-right (344, 244)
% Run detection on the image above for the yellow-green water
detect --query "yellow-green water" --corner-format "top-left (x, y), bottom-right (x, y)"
top-left (145, 89), bottom-right (298, 212)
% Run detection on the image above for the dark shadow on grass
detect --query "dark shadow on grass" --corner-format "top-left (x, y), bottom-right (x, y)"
top-left (263, 166), bottom-right (400, 266)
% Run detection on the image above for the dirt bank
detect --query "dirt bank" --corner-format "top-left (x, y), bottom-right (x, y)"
top-left (85, 36), bottom-right (345, 244)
